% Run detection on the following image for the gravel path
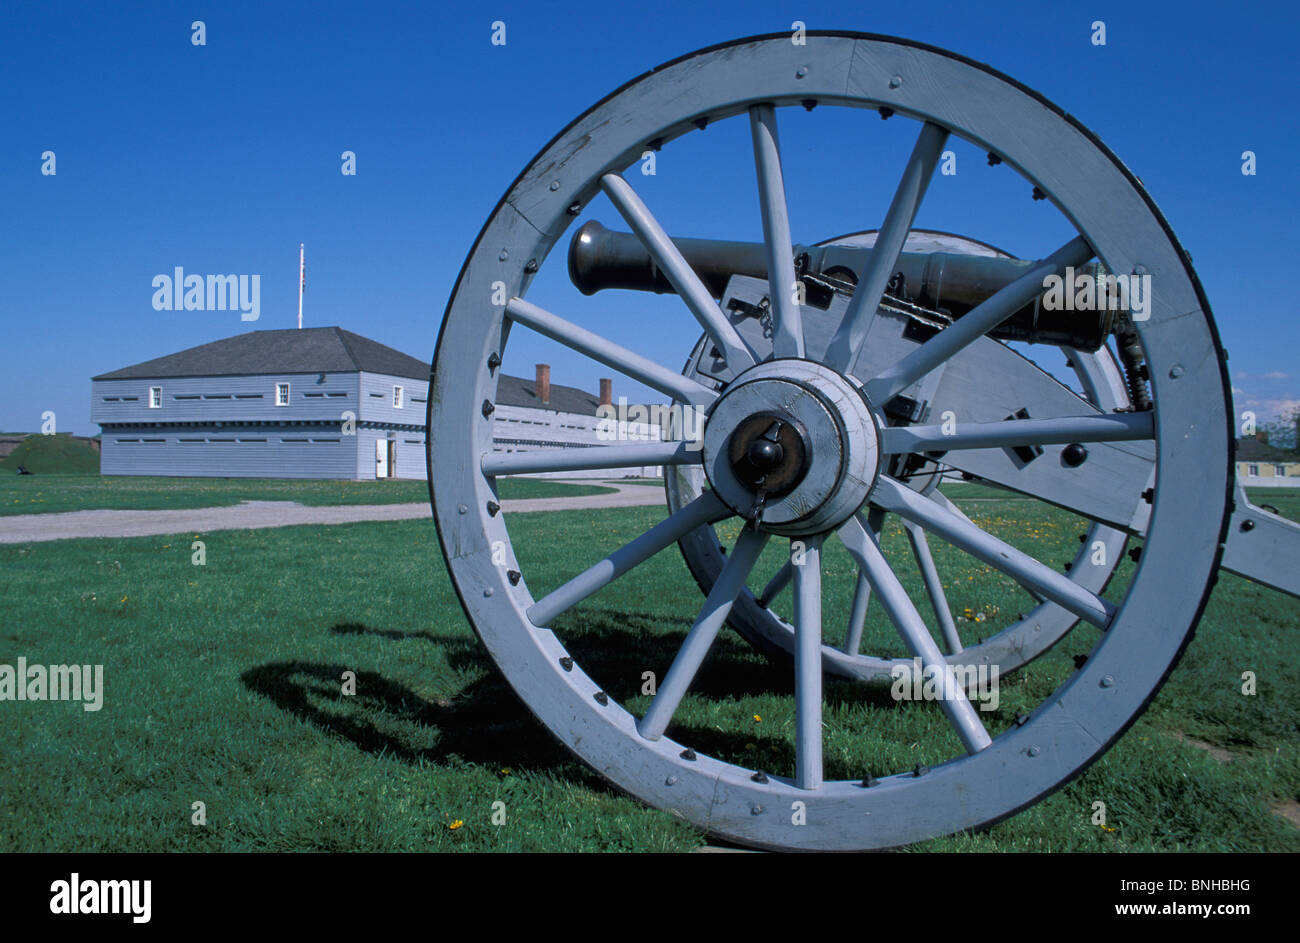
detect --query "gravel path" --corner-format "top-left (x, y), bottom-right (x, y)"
top-left (0, 481), bottom-right (665, 544)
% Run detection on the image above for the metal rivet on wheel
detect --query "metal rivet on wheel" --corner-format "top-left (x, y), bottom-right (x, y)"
top-left (566, 202), bottom-right (582, 215)
top-left (987, 152), bottom-right (1002, 166)
top-left (1079, 533), bottom-right (1088, 543)
top-left (680, 749), bottom-right (696, 761)
top-left (1241, 519), bottom-right (1255, 532)
top-left (878, 106), bottom-right (894, 120)
top-left (751, 771), bottom-right (768, 783)
top-left (800, 99), bottom-right (817, 111)
top-left (593, 691), bottom-right (608, 705)
top-left (1028, 745), bottom-right (1041, 757)
top-left (481, 400), bottom-right (495, 417)
top-left (1014, 712), bottom-right (1028, 727)
top-left (913, 764), bottom-right (929, 778)
top-left (665, 775), bottom-right (677, 786)
top-left (1170, 364), bottom-right (1185, 378)
top-left (487, 351), bottom-right (501, 373)
top-left (859, 774), bottom-right (879, 788)
top-left (1134, 264), bottom-right (1149, 276)
top-left (483, 588), bottom-right (493, 598)
top-left (1142, 487), bottom-right (1155, 504)
top-left (458, 504), bottom-right (468, 514)
top-left (1100, 675), bottom-right (1115, 688)
top-left (549, 180), bottom-right (560, 191)
top-left (1129, 546), bottom-right (1142, 563)
top-left (1063, 561), bottom-right (1072, 571)
top-left (795, 66), bottom-right (807, 78)
top-left (693, 116), bottom-right (709, 131)
top-left (1031, 186), bottom-right (1046, 200)
top-left (498, 250), bottom-right (508, 262)
top-left (559, 656), bottom-right (573, 671)
top-left (1074, 654), bottom-right (1088, 669)
top-left (888, 75), bottom-right (902, 88)
top-left (751, 804), bottom-right (764, 816)
top-left (507, 570), bottom-right (521, 585)
top-left (524, 259), bottom-right (538, 273)
top-left (487, 501), bottom-right (500, 516)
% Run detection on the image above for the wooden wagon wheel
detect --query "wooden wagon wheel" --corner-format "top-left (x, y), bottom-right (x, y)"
top-left (427, 32), bottom-right (1231, 850)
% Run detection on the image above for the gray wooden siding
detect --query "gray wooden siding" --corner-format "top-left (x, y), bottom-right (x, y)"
top-left (92, 374), bottom-right (359, 425)
top-left (357, 371), bottom-right (429, 426)
top-left (356, 427), bottom-right (427, 481)
top-left (101, 427), bottom-right (356, 478)
top-left (92, 371), bottom-right (429, 480)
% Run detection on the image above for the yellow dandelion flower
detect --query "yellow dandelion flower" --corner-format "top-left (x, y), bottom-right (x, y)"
top-left (752, 714), bottom-right (762, 723)
top-left (448, 819), bottom-right (464, 830)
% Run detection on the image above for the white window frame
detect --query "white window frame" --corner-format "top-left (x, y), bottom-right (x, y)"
top-left (149, 386), bottom-right (162, 408)
top-left (1248, 464), bottom-right (1260, 477)
top-left (393, 385), bottom-right (404, 409)
top-left (1275, 464), bottom-right (1287, 476)
top-left (276, 382), bottom-right (290, 407)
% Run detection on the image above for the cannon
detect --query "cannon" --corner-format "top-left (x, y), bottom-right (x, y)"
top-left (427, 32), bottom-right (1300, 851)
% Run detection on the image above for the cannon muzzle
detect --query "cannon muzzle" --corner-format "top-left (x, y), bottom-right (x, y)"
top-left (568, 221), bottom-right (1118, 350)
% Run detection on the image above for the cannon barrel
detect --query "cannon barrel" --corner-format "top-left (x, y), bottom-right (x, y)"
top-left (568, 220), bottom-right (1116, 350)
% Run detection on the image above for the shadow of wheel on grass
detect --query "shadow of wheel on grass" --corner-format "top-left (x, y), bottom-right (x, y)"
top-left (242, 612), bottom-right (907, 795)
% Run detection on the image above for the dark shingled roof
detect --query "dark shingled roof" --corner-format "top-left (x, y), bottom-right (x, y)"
top-left (1236, 437), bottom-right (1298, 462)
top-left (495, 372), bottom-right (603, 416)
top-left (92, 327), bottom-right (430, 381)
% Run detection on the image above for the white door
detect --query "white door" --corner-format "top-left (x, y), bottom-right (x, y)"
top-left (375, 439), bottom-right (389, 478)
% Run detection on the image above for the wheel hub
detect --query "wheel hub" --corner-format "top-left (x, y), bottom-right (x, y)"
top-left (702, 360), bottom-right (881, 536)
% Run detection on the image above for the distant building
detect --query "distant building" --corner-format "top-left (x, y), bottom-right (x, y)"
top-left (490, 367), bottom-right (662, 478)
top-left (90, 329), bottom-right (662, 480)
top-left (92, 328), bottom-right (431, 479)
top-left (1237, 433), bottom-right (1300, 487)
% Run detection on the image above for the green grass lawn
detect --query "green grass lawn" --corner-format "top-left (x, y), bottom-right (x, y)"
top-left (1, 492), bottom-right (1296, 852)
top-left (0, 474), bottom-right (612, 516)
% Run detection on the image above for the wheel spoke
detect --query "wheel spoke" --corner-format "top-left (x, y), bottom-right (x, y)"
top-left (528, 491), bottom-right (731, 627)
top-left (505, 297), bottom-right (717, 407)
top-left (865, 235), bottom-right (1095, 403)
top-left (837, 514), bottom-right (992, 754)
top-left (757, 559), bottom-right (793, 607)
top-left (482, 440), bottom-right (700, 477)
top-left (600, 173), bottom-right (755, 371)
top-left (638, 525), bottom-right (770, 740)
top-left (748, 104), bottom-right (804, 359)
top-left (826, 122), bottom-right (949, 372)
top-left (872, 476), bottom-right (1115, 628)
top-left (843, 507), bottom-right (883, 654)
top-left (881, 411), bottom-right (1154, 454)
top-left (792, 535), bottom-right (824, 788)
top-left (904, 520), bottom-right (962, 654)
top-left (843, 570), bottom-right (871, 655)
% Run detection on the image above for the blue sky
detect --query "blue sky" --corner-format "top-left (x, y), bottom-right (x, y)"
top-left (2, 0), bottom-right (1296, 435)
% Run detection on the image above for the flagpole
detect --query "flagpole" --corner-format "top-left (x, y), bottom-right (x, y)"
top-left (297, 243), bottom-right (305, 329)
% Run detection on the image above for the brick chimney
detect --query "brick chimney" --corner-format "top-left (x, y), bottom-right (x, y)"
top-left (599, 378), bottom-right (612, 408)
top-left (536, 363), bottom-right (550, 405)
